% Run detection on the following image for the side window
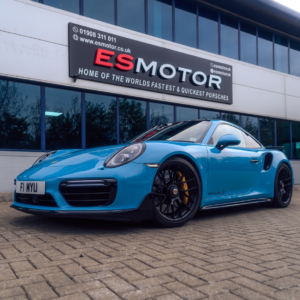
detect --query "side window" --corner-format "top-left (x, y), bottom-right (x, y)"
top-left (243, 132), bottom-right (261, 148)
top-left (209, 124), bottom-right (246, 148)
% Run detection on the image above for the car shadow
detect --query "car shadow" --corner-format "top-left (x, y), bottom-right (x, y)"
top-left (8, 189), bottom-right (299, 234)
top-left (8, 201), bottom-right (290, 235)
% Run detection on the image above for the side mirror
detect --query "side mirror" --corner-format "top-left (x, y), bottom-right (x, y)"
top-left (216, 134), bottom-right (241, 150)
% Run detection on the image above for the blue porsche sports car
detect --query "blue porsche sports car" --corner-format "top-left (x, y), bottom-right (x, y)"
top-left (12, 120), bottom-right (294, 227)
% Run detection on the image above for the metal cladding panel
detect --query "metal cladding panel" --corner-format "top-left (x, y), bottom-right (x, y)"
top-left (286, 95), bottom-right (300, 121)
top-left (290, 162), bottom-right (300, 185)
top-left (68, 23), bottom-right (233, 105)
top-left (200, 0), bottom-right (300, 40)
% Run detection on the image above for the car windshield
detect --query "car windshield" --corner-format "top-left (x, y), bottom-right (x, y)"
top-left (129, 121), bottom-right (212, 144)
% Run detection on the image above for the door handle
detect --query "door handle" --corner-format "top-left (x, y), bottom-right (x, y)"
top-left (250, 159), bottom-right (259, 164)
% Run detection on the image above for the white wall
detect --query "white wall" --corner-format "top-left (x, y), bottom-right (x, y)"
top-left (0, 152), bottom-right (45, 193)
top-left (291, 161), bottom-right (300, 185)
top-left (0, 0), bottom-right (300, 192)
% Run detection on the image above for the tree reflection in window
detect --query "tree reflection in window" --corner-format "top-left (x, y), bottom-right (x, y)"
top-left (222, 113), bottom-right (239, 125)
top-left (86, 94), bottom-right (117, 148)
top-left (150, 102), bottom-right (174, 127)
top-left (277, 120), bottom-right (291, 159)
top-left (0, 80), bottom-right (40, 149)
top-left (260, 118), bottom-right (275, 147)
top-left (45, 88), bottom-right (81, 150)
top-left (241, 115), bottom-right (258, 139)
top-left (176, 106), bottom-right (198, 121)
top-left (119, 98), bottom-right (147, 144)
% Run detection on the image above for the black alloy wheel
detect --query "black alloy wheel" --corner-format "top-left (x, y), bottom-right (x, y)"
top-left (151, 157), bottom-right (201, 227)
top-left (272, 164), bottom-right (293, 208)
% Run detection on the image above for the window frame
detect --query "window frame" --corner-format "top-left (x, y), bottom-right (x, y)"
top-left (208, 122), bottom-right (263, 149)
top-left (242, 132), bottom-right (262, 149)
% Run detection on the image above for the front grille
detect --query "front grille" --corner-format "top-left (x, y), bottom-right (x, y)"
top-left (16, 193), bottom-right (58, 207)
top-left (59, 179), bottom-right (117, 207)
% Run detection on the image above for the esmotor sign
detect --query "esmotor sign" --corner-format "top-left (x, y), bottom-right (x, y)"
top-left (68, 23), bottom-right (233, 104)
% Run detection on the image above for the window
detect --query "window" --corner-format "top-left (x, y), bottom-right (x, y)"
top-left (199, 109), bottom-right (220, 120)
top-left (243, 133), bottom-right (261, 148)
top-left (277, 120), bottom-right (291, 159)
top-left (43, 0), bottom-right (79, 14)
top-left (260, 118), bottom-right (275, 147)
top-left (176, 107), bottom-right (198, 121)
top-left (85, 93), bottom-right (117, 148)
top-left (274, 35), bottom-right (288, 74)
top-left (148, 0), bottom-right (172, 41)
top-left (222, 113), bottom-right (239, 125)
top-left (241, 116), bottom-right (258, 139)
top-left (83, 0), bottom-right (114, 24)
top-left (119, 98), bottom-right (147, 144)
top-left (198, 6), bottom-right (218, 54)
top-left (292, 122), bottom-right (300, 159)
top-left (0, 81), bottom-right (40, 150)
top-left (175, 0), bottom-right (197, 48)
top-left (258, 28), bottom-right (273, 70)
top-left (209, 124), bottom-right (246, 148)
top-left (45, 88), bottom-right (81, 150)
top-left (117, 0), bottom-right (145, 33)
top-left (290, 40), bottom-right (300, 77)
top-left (150, 102), bottom-right (174, 127)
top-left (240, 22), bottom-right (257, 65)
top-left (221, 15), bottom-right (238, 60)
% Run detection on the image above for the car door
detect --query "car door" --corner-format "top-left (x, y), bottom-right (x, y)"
top-left (242, 131), bottom-right (266, 194)
top-left (205, 124), bottom-right (262, 202)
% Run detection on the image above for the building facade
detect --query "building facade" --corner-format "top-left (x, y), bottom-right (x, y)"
top-left (1, 0), bottom-right (300, 192)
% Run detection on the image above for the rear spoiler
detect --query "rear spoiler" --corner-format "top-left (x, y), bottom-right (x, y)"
top-left (265, 146), bottom-right (284, 151)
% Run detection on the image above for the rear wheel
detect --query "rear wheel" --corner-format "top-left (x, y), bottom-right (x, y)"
top-left (272, 164), bottom-right (293, 208)
top-left (151, 157), bottom-right (201, 227)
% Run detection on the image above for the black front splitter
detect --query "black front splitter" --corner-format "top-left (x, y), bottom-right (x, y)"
top-left (11, 195), bottom-right (154, 222)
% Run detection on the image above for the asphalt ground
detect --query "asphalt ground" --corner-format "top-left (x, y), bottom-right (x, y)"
top-left (0, 187), bottom-right (300, 299)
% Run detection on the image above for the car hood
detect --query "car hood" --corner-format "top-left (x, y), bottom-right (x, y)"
top-left (41, 140), bottom-right (199, 168)
top-left (32, 145), bottom-right (125, 169)
top-left (17, 140), bottom-right (205, 181)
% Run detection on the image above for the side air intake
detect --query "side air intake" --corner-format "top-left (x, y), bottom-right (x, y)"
top-left (264, 153), bottom-right (273, 171)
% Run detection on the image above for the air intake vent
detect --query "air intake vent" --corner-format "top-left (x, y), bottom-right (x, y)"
top-left (16, 193), bottom-right (58, 207)
top-left (264, 153), bottom-right (273, 171)
top-left (59, 179), bottom-right (117, 207)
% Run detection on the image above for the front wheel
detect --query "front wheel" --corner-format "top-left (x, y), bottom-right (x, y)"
top-left (272, 164), bottom-right (293, 208)
top-left (151, 157), bottom-right (201, 227)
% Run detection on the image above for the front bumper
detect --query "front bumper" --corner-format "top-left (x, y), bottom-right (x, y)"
top-left (11, 194), bottom-right (154, 222)
top-left (14, 162), bottom-right (158, 211)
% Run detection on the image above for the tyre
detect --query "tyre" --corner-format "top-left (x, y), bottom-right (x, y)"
top-left (151, 157), bottom-right (201, 227)
top-left (272, 163), bottom-right (293, 208)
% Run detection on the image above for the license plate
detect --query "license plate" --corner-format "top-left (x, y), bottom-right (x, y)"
top-left (16, 181), bottom-right (45, 195)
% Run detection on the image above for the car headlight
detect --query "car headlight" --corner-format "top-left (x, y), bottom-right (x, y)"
top-left (33, 151), bottom-right (57, 166)
top-left (104, 143), bottom-right (146, 168)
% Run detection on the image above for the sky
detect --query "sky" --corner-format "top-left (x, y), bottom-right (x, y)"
top-left (273, 0), bottom-right (300, 13)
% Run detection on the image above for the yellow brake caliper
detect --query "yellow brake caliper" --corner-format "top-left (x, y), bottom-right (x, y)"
top-left (177, 171), bottom-right (189, 204)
